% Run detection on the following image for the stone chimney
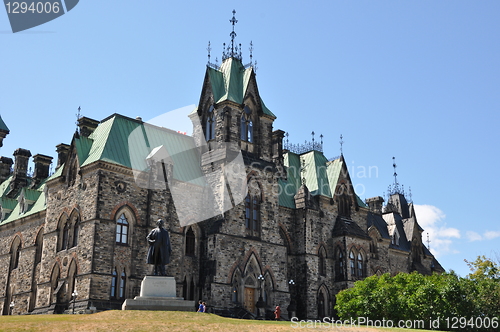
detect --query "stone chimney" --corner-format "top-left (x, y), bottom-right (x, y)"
top-left (30, 154), bottom-right (53, 189)
top-left (56, 143), bottom-right (70, 170)
top-left (0, 157), bottom-right (13, 183)
top-left (366, 196), bottom-right (384, 215)
top-left (77, 117), bottom-right (99, 137)
top-left (7, 148), bottom-right (31, 198)
top-left (272, 130), bottom-right (285, 173)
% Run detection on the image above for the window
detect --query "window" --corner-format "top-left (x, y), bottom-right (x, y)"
top-left (110, 269), bottom-right (117, 298)
top-left (185, 227), bottom-right (195, 256)
top-left (34, 230), bottom-right (43, 265)
top-left (349, 250), bottom-right (356, 277)
top-left (206, 106), bottom-right (215, 141)
top-left (232, 286), bottom-right (238, 303)
top-left (240, 107), bottom-right (253, 142)
top-left (70, 216), bottom-right (80, 248)
top-left (392, 228), bottom-right (400, 246)
top-left (245, 194), bottom-right (260, 237)
top-left (337, 184), bottom-right (351, 218)
top-left (335, 248), bottom-right (345, 281)
top-left (62, 222), bottom-right (69, 250)
top-left (116, 213), bottom-right (129, 244)
top-left (10, 238), bottom-right (21, 270)
top-left (119, 271), bottom-right (126, 299)
top-left (357, 252), bottom-right (364, 278)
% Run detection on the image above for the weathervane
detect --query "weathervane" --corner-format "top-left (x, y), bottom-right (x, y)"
top-left (392, 157), bottom-right (399, 185)
top-left (249, 41), bottom-right (253, 65)
top-left (75, 106), bottom-right (81, 133)
top-left (207, 41), bottom-right (211, 64)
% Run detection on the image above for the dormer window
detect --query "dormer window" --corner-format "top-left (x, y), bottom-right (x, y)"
top-left (205, 105), bottom-right (215, 141)
top-left (240, 106), bottom-right (253, 142)
top-left (392, 228), bottom-right (400, 246)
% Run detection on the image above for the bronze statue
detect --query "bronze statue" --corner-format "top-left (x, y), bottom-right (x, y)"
top-left (146, 219), bottom-right (172, 276)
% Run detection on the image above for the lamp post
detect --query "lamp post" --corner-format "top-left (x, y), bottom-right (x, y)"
top-left (256, 274), bottom-right (265, 319)
top-left (287, 279), bottom-right (297, 320)
top-left (9, 301), bottom-right (14, 315)
top-left (72, 291), bottom-right (78, 314)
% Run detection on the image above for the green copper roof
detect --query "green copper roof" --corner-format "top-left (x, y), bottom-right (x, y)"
top-left (207, 58), bottom-right (276, 118)
top-left (0, 175), bottom-right (13, 197)
top-left (0, 115), bottom-right (9, 132)
top-left (278, 151), bottom-right (366, 209)
top-left (76, 114), bottom-right (206, 187)
top-left (0, 197), bottom-right (17, 211)
top-left (0, 183), bottom-right (46, 225)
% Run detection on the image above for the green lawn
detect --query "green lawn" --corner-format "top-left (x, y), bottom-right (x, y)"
top-left (0, 311), bottom-right (439, 332)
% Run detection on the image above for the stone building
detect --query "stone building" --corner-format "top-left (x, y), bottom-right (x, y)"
top-left (0, 14), bottom-right (443, 319)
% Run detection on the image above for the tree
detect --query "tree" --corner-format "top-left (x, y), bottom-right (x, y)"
top-left (335, 259), bottom-right (500, 331)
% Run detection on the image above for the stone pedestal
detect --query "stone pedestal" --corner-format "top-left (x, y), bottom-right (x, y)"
top-left (122, 276), bottom-right (195, 311)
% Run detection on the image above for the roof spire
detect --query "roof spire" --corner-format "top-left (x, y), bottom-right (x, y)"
top-left (339, 134), bottom-right (344, 155)
top-left (75, 106), bottom-right (81, 134)
top-left (230, 9), bottom-right (238, 55)
top-left (392, 156), bottom-right (399, 187)
top-left (222, 10), bottom-right (242, 61)
top-left (207, 41), bottom-right (211, 64)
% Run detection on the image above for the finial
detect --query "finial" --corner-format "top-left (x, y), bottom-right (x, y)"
top-left (311, 131), bottom-right (315, 144)
top-left (229, 10), bottom-right (238, 56)
top-left (249, 41), bottom-right (253, 65)
top-left (75, 106), bottom-right (81, 132)
top-left (207, 41), bottom-right (211, 64)
top-left (392, 156), bottom-right (398, 186)
top-left (340, 134), bottom-right (344, 155)
top-left (408, 186), bottom-right (413, 203)
top-left (285, 132), bottom-right (289, 145)
top-left (254, 60), bottom-right (258, 73)
top-left (426, 232), bottom-right (431, 250)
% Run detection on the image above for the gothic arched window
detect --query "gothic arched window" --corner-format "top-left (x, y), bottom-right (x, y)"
top-left (349, 250), bottom-right (356, 278)
top-left (185, 227), bottom-right (195, 256)
top-left (240, 106), bottom-right (253, 142)
top-left (245, 194), bottom-right (260, 237)
top-left (357, 252), bottom-right (364, 278)
top-left (116, 213), bottom-right (129, 245)
top-left (110, 269), bottom-right (117, 298)
top-left (34, 229), bottom-right (43, 265)
top-left (335, 247), bottom-right (345, 281)
top-left (10, 237), bottom-right (21, 270)
top-left (62, 222), bottom-right (69, 250)
top-left (206, 105), bottom-right (215, 141)
top-left (337, 184), bottom-right (351, 218)
top-left (119, 270), bottom-right (126, 299)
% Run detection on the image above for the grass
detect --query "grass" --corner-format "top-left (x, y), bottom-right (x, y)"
top-left (0, 311), bottom-right (439, 332)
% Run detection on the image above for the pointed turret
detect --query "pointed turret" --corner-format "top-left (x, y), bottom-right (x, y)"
top-left (0, 115), bottom-right (10, 148)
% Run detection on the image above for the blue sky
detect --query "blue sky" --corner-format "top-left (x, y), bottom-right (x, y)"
top-left (1, 1), bottom-right (499, 277)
